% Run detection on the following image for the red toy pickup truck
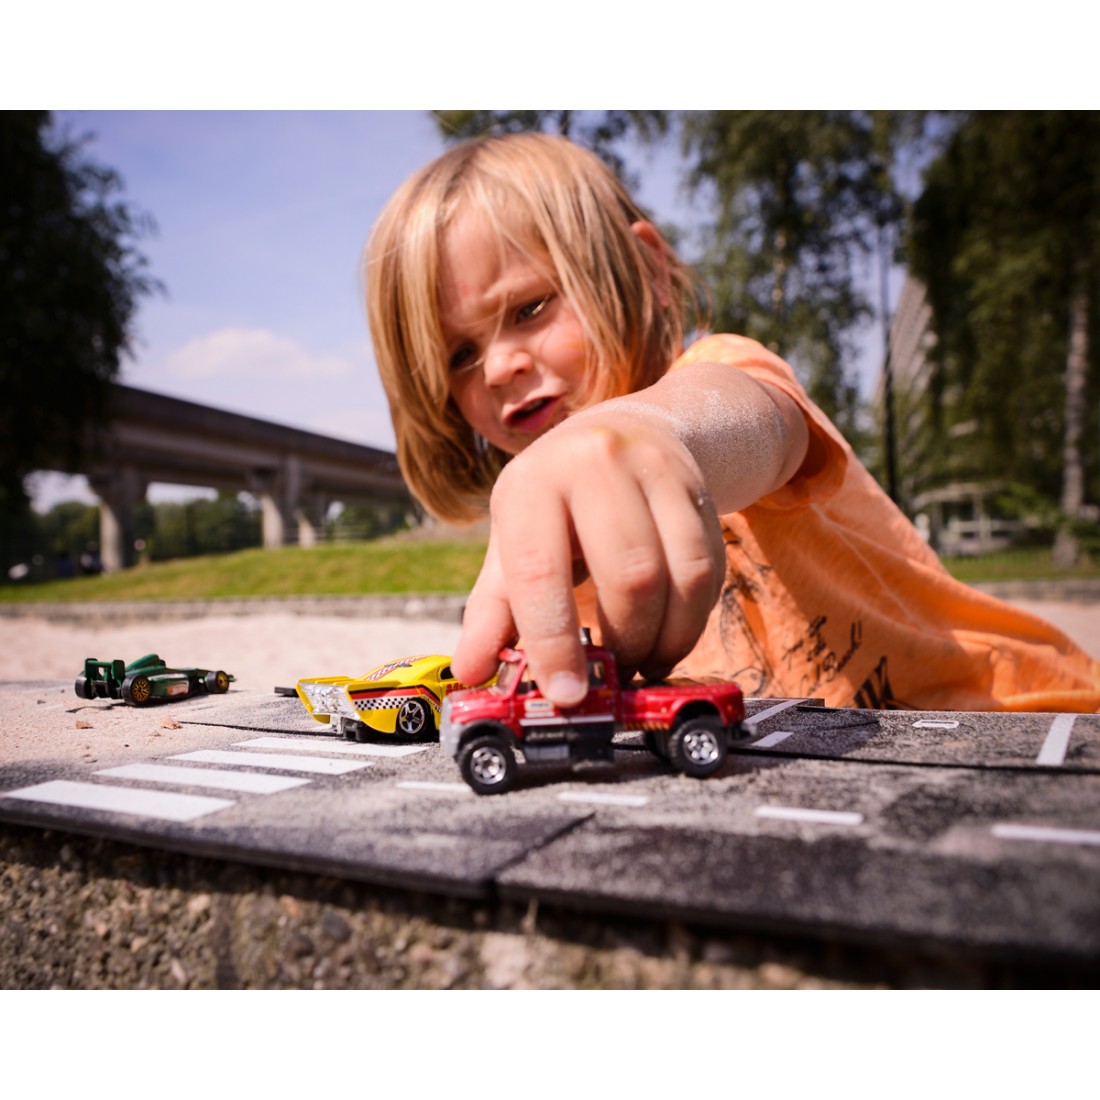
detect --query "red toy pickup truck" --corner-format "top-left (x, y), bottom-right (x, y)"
top-left (441, 634), bottom-right (746, 794)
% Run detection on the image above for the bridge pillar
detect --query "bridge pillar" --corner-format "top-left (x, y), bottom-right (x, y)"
top-left (88, 465), bottom-right (149, 572)
top-left (296, 493), bottom-right (329, 547)
top-left (249, 456), bottom-right (311, 548)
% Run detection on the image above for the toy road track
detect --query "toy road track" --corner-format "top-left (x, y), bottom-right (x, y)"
top-left (1, 683), bottom-right (1098, 967)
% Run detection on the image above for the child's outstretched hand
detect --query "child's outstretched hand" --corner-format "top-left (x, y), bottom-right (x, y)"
top-left (451, 362), bottom-right (810, 705)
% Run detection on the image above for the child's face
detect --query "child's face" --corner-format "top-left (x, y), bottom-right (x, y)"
top-left (438, 208), bottom-right (591, 456)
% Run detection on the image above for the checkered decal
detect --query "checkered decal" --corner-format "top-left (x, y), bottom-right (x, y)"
top-left (348, 684), bottom-right (441, 715)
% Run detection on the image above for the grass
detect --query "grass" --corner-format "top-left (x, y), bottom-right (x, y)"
top-left (0, 540), bottom-right (488, 603)
top-left (3, 540), bottom-right (1096, 605)
top-left (942, 546), bottom-right (1100, 585)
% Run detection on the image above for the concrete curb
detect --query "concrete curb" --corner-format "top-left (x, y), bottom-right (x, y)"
top-left (0, 594), bottom-right (468, 626)
top-left (973, 578), bottom-right (1100, 604)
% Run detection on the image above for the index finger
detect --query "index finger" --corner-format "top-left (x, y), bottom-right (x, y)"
top-left (491, 477), bottom-right (588, 707)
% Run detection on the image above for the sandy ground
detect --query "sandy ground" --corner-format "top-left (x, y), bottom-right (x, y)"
top-left (0, 599), bottom-right (1095, 692)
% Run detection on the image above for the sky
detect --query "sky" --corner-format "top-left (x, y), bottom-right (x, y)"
top-left (31, 110), bottom-right (696, 510)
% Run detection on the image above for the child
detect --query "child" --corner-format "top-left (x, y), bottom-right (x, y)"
top-left (365, 133), bottom-right (1100, 713)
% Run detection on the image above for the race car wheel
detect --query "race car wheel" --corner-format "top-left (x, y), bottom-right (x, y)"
top-left (668, 716), bottom-right (727, 778)
top-left (205, 670), bottom-right (231, 694)
top-left (396, 698), bottom-right (432, 737)
top-left (74, 675), bottom-right (94, 700)
top-left (458, 733), bottom-right (517, 795)
top-left (123, 674), bottom-right (153, 707)
top-left (644, 729), bottom-right (669, 761)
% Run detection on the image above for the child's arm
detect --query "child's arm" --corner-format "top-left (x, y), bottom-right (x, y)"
top-left (451, 361), bottom-right (810, 704)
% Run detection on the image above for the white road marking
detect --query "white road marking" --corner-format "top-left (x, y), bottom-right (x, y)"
top-left (2, 780), bottom-right (233, 822)
top-left (237, 736), bottom-right (427, 758)
top-left (752, 729), bottom-right (796, 748)
top-left (96, 763), bottom-right (310, 794)
top-left (755, 805), bottom-right (864, 826)
top-left (745, 699), bottom-right (806, 730)
top-left (397, 781), bottom-right (471, 793)
top-left (1035, 715), bottom-right (1077, 767)
top-left (992, 823), bottom-right (1100, 848)
top-left (913, 720), bottom-right (960, 730)
top-left (558, 791), bottom-right (649, 807)
top-left (171, 750), bottom-right (370, 775)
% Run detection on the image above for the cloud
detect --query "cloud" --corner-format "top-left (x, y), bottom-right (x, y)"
top-left (163, 328), bottom-right (353, 382)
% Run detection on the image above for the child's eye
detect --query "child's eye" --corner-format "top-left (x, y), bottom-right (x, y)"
top-left (517, 295), bottom-right (550, 322)
top-left (449, 344), bottom-right (480, 372)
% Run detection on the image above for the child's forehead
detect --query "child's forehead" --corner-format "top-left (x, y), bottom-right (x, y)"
top-left (442, 196), bottom-right (551, 271)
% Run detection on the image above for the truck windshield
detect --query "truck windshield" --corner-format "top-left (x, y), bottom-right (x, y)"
top-left (494, 659), bottom-right (521, 693)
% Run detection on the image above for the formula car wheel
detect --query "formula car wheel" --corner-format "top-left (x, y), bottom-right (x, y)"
top-left (74, 675), bottom-right (94, 700)
top-left (123, 674), bottom-right (153, 707)
top-left (205, 670), bottom-right (231, 694)
top-left (643, 729), bottom-right (669, 761)
top-left (668, 716), bottom-right (727, 778)
top-left (396, 698), bottom-right (432, 737)
top-left (458, 733), bottom-right (516, 795)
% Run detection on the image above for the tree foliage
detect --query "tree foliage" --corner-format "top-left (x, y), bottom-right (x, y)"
top-left (0, 112), bottom-right (159, 526)
top-left (679, 111), bottom-right (916, 434)
top-left (908, 111), bottom-right (1100, 551)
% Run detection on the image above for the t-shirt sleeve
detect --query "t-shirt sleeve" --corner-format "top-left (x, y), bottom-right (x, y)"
top-left (671, 334), bottom-right (849, 510)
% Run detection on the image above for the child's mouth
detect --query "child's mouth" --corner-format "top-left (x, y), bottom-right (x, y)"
top-left (507, 396), bottom-right (559, 432)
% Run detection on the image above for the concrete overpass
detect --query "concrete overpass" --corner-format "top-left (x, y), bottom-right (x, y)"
top-left (77, 384), bottom-right (413, 571)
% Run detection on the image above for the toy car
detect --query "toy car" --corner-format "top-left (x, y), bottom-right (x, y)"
top-left (75, 654), bottom-right (234, 706)
top-left (296, 654), bottom-right (482, 741)
top-left (441, 632), bottom-right (746, 794)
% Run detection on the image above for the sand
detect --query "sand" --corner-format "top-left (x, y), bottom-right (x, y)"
top-left (0, 598), bottom-right (1095, 693)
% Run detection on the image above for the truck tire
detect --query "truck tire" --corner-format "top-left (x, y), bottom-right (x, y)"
top-left (458, 733), bottom-right (517, 795)
top-left (74, 675), bottom-right (94, 700)
top-left (668, 716), bottom-right (727, 778)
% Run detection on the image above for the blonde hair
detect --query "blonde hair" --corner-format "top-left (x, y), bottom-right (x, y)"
top-left (365, 132), bottom-right (698, 524)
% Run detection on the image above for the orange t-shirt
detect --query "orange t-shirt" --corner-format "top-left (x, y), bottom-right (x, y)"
top-left (593, 334), bottom-right (1100, 712)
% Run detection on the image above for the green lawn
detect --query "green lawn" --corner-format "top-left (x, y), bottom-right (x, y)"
top-left (942, 547), bottom-right (1100, 585)
top-left (0, 540), bottom-right (488, 603)
top-left (2, 540), bottom-right (1095, 604)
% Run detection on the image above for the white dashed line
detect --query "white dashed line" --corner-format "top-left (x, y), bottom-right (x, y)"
top-left (171, 750), bottom-right (370, 775)
top-left (96, 763), bottom-right (310, 794)
top-left (745, 699), bottom-right (807, 730)
top-left (237, 736), bottom-right (427, 758)
top-left (2, 780), bottom-right (234, 822)
top-left (558, 791), bottom-right (649, 807)
top-left (992, 823), bottom-right (1100, 848)
top-left (1035, 715), bottom-right (1077, 767)
top-left (752, 729), bottom-right (796, 748)
top-left (755, 805), bottom-right (864, 826)
top-left (912, 720), bottom-right (960, 730)
top-left (396, 781), bottom-right (471, 793)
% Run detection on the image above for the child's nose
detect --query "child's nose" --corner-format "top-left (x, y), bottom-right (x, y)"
top-left (483, 340), bottom-right (534, 387)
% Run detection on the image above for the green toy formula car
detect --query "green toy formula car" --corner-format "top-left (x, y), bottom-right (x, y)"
top-left (75, 654), bottom-right (234, 706)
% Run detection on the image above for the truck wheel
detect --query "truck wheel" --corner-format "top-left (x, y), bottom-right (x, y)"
top-left (458, 734), bottom-right (516, 795)
top-left (123, 674), bottom-right (153, 706)
top-left (644, 729), bottom-right (669, 761)
top-left (396, 698), bottom-right (432, 737)
top-left (668, 716), bottom-right (727, 778)
top-left (205, 670), bottom-right (231, 694)
top-left (74, 675), bottom-right (94, 700)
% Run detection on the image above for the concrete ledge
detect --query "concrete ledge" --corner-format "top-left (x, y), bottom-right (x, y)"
top-left (0, 594), bottom-right (467, 626)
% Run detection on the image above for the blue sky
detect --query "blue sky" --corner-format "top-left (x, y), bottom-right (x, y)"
top-left (32, 110), bottom-right (693, 509)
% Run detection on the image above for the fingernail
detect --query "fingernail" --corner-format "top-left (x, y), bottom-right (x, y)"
top-left (548, 672), bottom-right (587, 706)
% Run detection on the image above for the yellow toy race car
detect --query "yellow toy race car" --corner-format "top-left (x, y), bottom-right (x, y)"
top-left (296, 654), bottom-right (479, 741)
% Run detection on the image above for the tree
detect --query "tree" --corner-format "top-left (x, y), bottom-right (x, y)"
top-left (433, 110), bottom-right (667, 190)
top-left (679, 111), bottom-right (914, 437)
top-left (909, 111), bottom-right (1100, 562)
top-left (0, 112), bottom-right (159, 536)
